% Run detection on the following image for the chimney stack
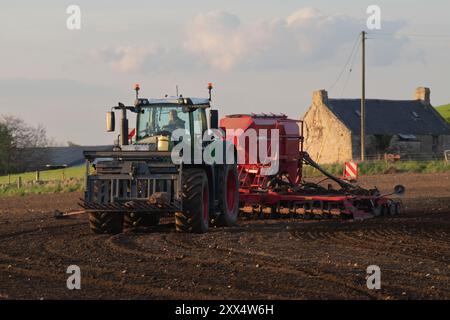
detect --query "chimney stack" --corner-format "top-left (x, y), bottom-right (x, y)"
top-left (415, 87), bottom-right (431, 104)
top-left (313, 89), bottom-right (328, 105)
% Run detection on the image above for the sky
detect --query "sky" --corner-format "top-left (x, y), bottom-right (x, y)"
top-left (1, 0), bottom-right (450, 145)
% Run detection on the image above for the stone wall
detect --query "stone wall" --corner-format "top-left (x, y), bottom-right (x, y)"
top-left (303, 95), bottom-right (353, 164)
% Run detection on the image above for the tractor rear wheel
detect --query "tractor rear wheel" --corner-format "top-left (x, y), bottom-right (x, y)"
top-left (216, 165), bottom-right (239, 227)
top-left (89, 212), bottom-right (124, 234)
top-left (388, 202), bottom-right (397, 216)
top-left (175, 168), bottom-right (210, 233)
top-left (395, 202), bottom-right (403, 215)
top-left (124, 212), bottom-right (160, 230)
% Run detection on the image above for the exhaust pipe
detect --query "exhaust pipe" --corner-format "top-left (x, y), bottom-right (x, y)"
top-left (120, 107), bottom-right (129, 146)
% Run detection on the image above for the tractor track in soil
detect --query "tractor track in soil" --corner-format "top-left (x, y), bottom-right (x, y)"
top-left (0, 172), bottom-right (450, 299)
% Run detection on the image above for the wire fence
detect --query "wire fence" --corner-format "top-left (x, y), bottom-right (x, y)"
top-left (0, 166), bottom-right (85, 192)
top-left (0, 177), bottom-right (84, 195)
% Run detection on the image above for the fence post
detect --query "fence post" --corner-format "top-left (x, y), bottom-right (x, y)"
top-left (17, 176), bottom-right (22, 189)
top-left (35, 170), bottom-right (40, 182)
top-left (8, 174), bottom-right (11, 184)
top-left (62, 168), bottom-right (66, 181)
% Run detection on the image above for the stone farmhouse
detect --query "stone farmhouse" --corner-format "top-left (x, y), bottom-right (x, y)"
top-left (302, 87), bottom-right (450, 164)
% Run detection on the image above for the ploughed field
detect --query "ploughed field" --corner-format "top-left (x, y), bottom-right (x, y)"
top-left (0, 173), bottom-right (449, 299)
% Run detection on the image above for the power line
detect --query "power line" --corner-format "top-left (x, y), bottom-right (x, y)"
top-left (328, 33), bottom-right (360, 92)
top-left (369, 31), bottom-right (450, 39)
top-left (340, 39), bottom-right (361, 97)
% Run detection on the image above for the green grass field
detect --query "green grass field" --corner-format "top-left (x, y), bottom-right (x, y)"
top-left (436, 104), bottom-right (450, 123)
top-left (0, 165), bottom-right (85, 184)
top-left (0, 165), bottom-right (85, 197)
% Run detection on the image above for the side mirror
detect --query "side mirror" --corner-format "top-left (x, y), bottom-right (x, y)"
top-left (106, 111), bottom-right (115, 132)
top-left (209, 109), bottom-right (219, 129)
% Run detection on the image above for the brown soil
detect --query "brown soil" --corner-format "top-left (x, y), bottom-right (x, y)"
top-left (0, 173), bottom-right (449, 300)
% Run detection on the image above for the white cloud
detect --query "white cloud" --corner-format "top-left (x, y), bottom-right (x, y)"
top-left (183, 8), bottom-right (363, 70)
top-left (91, 8), bottom-right (419, 73)
top-left (91, 45), bottom-right (160, 72)
top-left (110, 46), bottom-right (157, 72)
top-left (89, 44), bottom-right (194, 74)
top-left (367, 21), bottom-right (425, 66)
top-left (183, 11), bottom-right (251, 71)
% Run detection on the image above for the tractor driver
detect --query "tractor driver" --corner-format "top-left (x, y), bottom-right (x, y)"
top-left (162, 109), bottom-right (185, 132)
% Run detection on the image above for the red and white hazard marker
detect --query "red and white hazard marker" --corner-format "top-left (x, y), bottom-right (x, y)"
top-left (343, 161), bottom-right (358, 180)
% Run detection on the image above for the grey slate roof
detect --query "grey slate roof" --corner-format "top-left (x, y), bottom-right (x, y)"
top-left (326, 99), bottom-right (450, 135)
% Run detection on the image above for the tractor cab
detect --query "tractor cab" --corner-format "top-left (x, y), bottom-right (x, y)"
top-left (134, 97), bottom-right (209, 151)
top-left (106, 84), bottom-right (218, 152)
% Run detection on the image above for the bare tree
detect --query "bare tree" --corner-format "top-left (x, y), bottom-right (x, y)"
top-left (0, 115), bottom-right (52, 173)
top-left (0, 123), bottom-right (13, 175)
top-left (1, 115), bottom-right (49, 148)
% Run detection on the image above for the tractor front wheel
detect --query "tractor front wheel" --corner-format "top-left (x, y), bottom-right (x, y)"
top-left (175, 168), bottom-right (210, 233)
top-left (89, 212), bottom-right (124, 234)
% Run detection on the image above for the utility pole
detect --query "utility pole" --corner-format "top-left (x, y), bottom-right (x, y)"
top-left (360, 30), bottom-right (366, 162)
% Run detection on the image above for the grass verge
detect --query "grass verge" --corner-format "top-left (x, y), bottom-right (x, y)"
top-left (0, 178), bottom-right (84, 197)
top-left (300, 160), bottom-right (450, 178)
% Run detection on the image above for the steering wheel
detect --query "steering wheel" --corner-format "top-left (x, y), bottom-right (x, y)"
top-left (155, 130), bottom-right (171, 136)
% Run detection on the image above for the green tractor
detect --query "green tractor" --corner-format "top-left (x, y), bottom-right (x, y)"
top-left (81, 84), bottom-right (239, 234)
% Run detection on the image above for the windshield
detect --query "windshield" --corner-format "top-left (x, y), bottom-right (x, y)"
top-left (137, 105), bottom-right (189, 140)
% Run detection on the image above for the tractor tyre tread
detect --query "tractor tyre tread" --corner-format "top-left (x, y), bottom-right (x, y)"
top-left (89, 211), bottom-right (124, 234)
top-left (175, 168), bottom-right (208, 233)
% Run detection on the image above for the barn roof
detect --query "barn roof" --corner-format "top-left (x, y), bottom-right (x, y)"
top-left (326, 99), bottom-right (450, 135)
